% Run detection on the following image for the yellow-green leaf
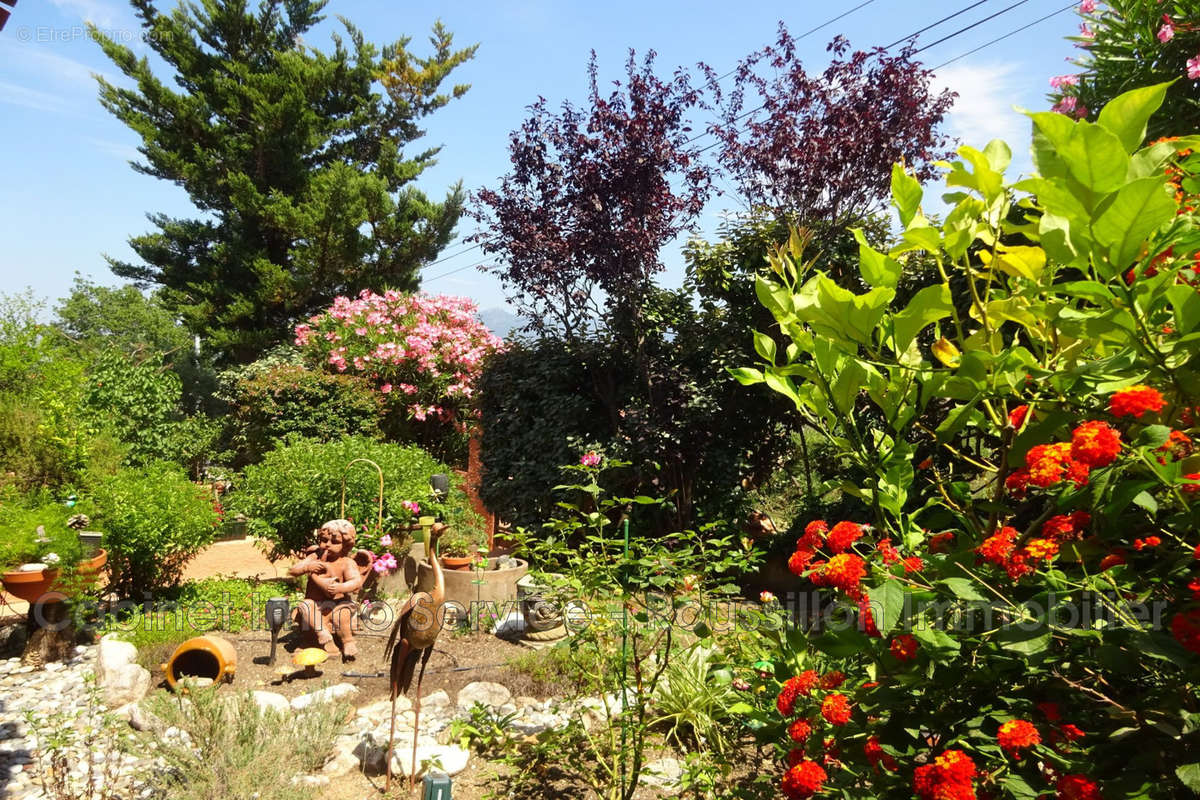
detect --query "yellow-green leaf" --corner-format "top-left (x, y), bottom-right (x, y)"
top-left (932, 337), bottom-right (961, 368)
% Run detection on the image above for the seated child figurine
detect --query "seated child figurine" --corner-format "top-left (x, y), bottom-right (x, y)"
top-left (289, 519), bottom-right (367, 661)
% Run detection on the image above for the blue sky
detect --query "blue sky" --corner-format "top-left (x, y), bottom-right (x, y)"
top-left (0, 0), bottom-right (1081, 316)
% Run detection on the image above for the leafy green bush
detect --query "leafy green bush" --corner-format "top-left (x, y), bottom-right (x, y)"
top-left (227, 436), bottom-right (451, 558)
top-left (0, 292), bottom-right (98, 491)
top-left (732, 85), bottom-right (1200, 798)
top-left (82, 351), bottom-right (193, 467)
top-left (92, 463), bottom-right (219, 597)
top-left (477, 338), bottom-right (614, 529)
top-left (223, 364), bottom-right (383, 466)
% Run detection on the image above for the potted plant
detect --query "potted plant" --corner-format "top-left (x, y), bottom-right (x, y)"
top-left (0, 501), bottom-right (106, 603)
top-left (437, 527), bottom-right (484, 570)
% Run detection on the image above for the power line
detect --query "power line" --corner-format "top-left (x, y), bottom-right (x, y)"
top-left (931, 3), bottom-right (1076, 70)
top-left (911, 0), bottom-right (1034, 54)
top-left (882, 0), bottom-right (992, 50)
top-left (419, 241), bottom-right (483, 270)
top-left (424, 259), bottom-right (488, 284)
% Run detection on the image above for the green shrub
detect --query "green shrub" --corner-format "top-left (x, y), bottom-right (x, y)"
top-left (227, 436), bottom-right (452, 558)
top-left (477, 338), bottom-right (608, 529)
top-left (224, 364), bottom-right (383, 466)
top-left (82, 351), bottom-right (195, 467)
top-left (0, 292), bottom-right (98, 491)
top-left (92, 463), bottom-right (219, 598)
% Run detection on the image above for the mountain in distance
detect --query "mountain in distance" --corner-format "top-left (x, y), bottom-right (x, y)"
top-left (478, 307), bottom-right (521, 339)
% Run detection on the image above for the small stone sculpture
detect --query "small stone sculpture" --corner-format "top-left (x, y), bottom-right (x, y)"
top-left (289, 519), bottom-right (367, 661)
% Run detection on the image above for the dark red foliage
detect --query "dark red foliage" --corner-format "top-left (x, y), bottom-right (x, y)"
top-left (709, 26), bottom-right (956, 224)
top-left (471, 50), bottom-right (712, 338)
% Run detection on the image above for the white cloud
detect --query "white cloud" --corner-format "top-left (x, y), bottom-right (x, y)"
top-left (48, 0), bottom-right (121, 27)
top-left (86, 136), bottom-right (140, 162)
top-left (930, 61), bottom-right (1033, 179)
top-left (0, 80), bottom-right (70, 113)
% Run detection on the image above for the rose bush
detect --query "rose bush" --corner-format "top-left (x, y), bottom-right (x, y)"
top-left (734, 84), bottom-right (1200, 798)
top-left (295, 290), bottom-right (504, 460)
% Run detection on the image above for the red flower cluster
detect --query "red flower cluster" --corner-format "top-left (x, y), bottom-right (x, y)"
top-left (1109, 385), bottom-right (1166, 418)
top-left (997, 719), bottom-right (1041, 757)
top-left (1008, 404), bottom-right (1029, 429)
top-left (777, 671), bottom-right (819, 716)
top-left (1010, 442), bottom-right (1091, 493)
top-left (1070, 420), bottom-right (1122, 467)
top-left (819, 671), bottom-right (846, 690)
top-left (1133, 536), bottom-right (1162, 550)
top-left (820, 693), bottom-right (852, 725)
top-left (826, 521), bottom-right (865, 553)
top-left (816, 554), bottom-right (867, 594)
top-left (979, 511), bottom-right (1092, 579)
top-left (787, 718), bottom-right (813, 743)
top-left (914, 750), bottom-right (976, 800)
top-left (929, 531), bottom-right (956, 552)
top-left (863, 736), bottom-right (899, 772)
top-left (890, 633), bottom-right (919, 662)
top-left (1098, 550), bottom-right (1127, 571)
top-left (1171, 608), bottom-right (1200, 655)
top-left (1057, 774), bottom-right (1102, 800)
top-left (781, 760), bottom-right (827, 799)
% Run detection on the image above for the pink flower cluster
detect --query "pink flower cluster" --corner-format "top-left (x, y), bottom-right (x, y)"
top-left (297, 290), bottom-right (504, 426)
top-left (580, 452), bottom-right (602, 467)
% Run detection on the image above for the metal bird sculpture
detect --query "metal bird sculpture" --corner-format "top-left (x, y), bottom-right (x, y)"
top-left (384, 522), bottom-right (447, 791)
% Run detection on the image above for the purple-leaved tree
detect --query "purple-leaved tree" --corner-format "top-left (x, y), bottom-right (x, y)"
top-left (709, 26), bottom-right (956, 225)
top-left (472, 50), bottom-right (712, 342)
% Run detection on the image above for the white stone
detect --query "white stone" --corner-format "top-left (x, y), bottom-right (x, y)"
top-left (389, 744), bottom-right (469, 777)
top-left (353, 730), bottom-right (436, 775)
top-left (290, 774), bottom-right (330, 788)
top-left (250, 691), bottom-right (290, 714)
top-left (95, 637), bottom-right (137, 685)
top-left (290, 682), bottom-right (359, 710)
top-left (641, 757), bottom-right (683, 790)
top-left (419, 689), bottom-right (451, 714)
top-left (455, 681), bottom-right (512, 715)
top-left (491, 611), bottom-right (525, 636)
top-left (355, 697), bottom-right (410, 722)
top-left (100, 663), bottom-right (151, 708)
top-left (509, 710), bottom-right (566, 736)
top-left (321, 749), bottom-right (360, 777)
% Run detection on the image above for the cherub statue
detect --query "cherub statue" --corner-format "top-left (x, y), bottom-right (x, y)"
top-left (289, 519), bottom-right (368, 661)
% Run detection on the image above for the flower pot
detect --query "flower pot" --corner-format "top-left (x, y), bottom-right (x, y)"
top-left (440, 554), bottom-right (477, 571)
top-left (1, 565), bottom-right (61, 604)
top-left (160, 634), bottom-right (238, 690)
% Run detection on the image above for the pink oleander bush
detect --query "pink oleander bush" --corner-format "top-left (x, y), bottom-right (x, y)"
top-left (296, 290), bottom-right (504, 455)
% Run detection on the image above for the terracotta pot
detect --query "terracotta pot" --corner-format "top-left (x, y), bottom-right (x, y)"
top-left (2, 549), bottom-right (110, 604)
top-left (1, 566), bottom-right (61, 604)
top-left (440, 554), bottom-right (477, 571)
top-left (160, 634), bottom-right (238, 690)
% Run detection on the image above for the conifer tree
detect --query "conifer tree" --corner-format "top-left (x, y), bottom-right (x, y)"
top-left (94, 0), bottom-right (476, 361)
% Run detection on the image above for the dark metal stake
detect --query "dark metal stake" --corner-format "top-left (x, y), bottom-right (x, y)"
top-left (265, 597), bottom-right (289, 666)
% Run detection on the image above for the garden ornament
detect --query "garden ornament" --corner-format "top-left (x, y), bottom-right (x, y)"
top-left (292, 647), bottom-right (328, 677)
top-left (384, 522), bottom-right (448, 791)
top-left (289, 519), bottom-right (369, 661)
top-left (264, 596), bottom-right (290, 665)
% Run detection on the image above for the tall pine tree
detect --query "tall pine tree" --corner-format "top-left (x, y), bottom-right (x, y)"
top-left (94, 0), bottom-right (476, 361)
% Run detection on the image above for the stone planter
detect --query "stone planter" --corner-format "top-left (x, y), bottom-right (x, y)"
top-left (415, 557), bottom-right (529, 614)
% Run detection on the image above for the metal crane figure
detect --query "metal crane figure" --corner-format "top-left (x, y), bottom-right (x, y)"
top-left (383, 522), bottom-right (447, 791)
